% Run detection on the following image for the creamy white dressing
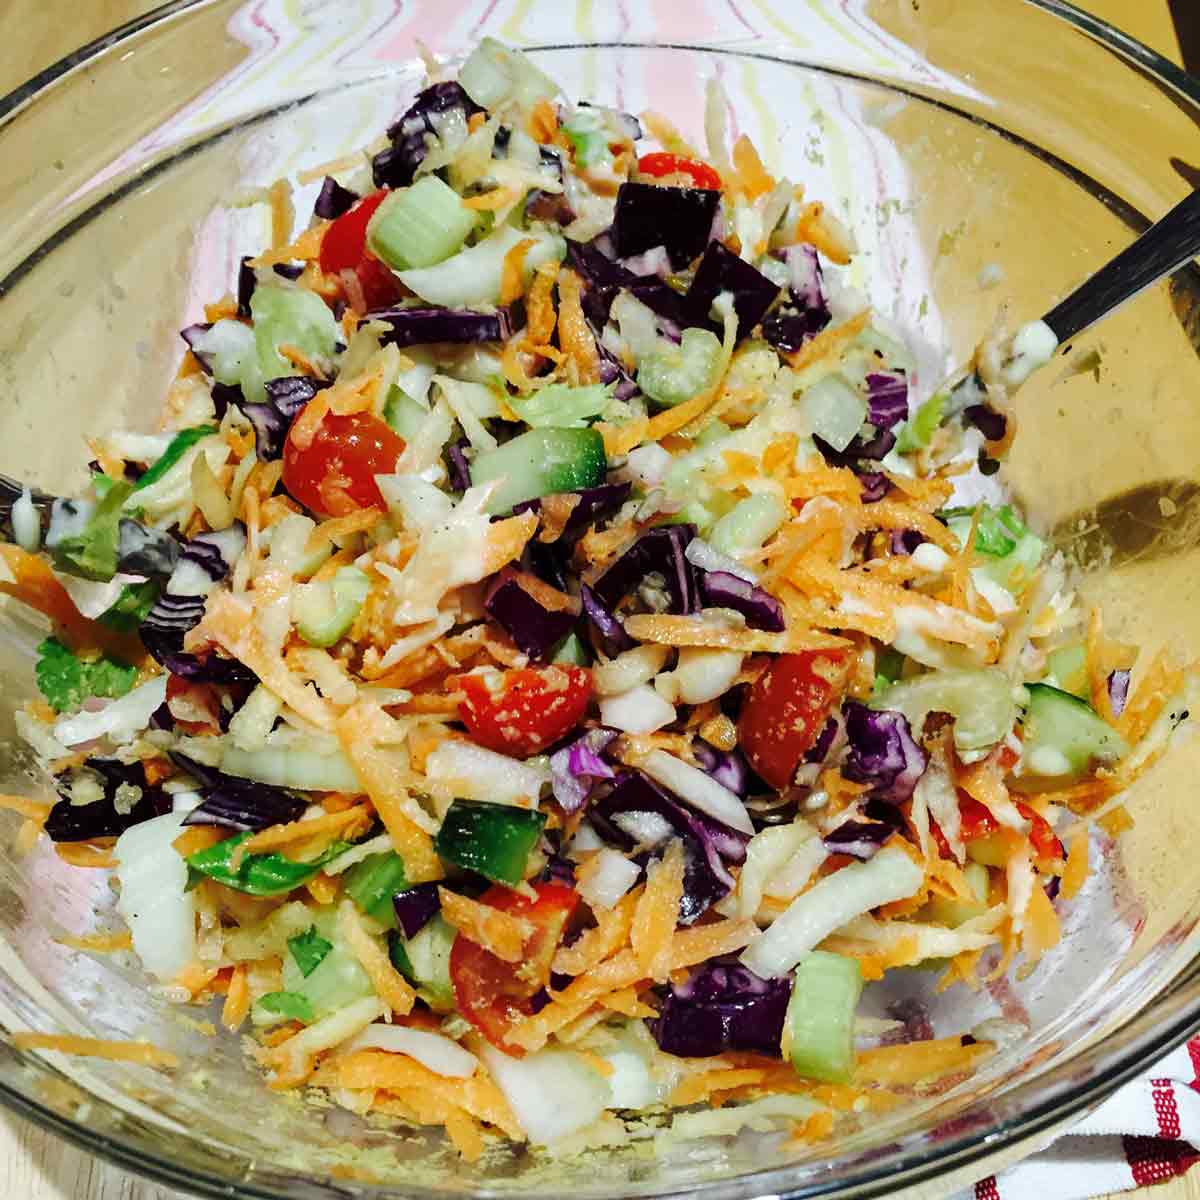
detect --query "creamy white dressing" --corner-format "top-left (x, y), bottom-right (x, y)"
top-left (1001, 319), bottom-right (1059, 388)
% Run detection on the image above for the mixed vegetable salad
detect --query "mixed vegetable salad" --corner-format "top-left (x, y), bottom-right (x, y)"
top-left (3, 37), bottom-right (1196, 1158)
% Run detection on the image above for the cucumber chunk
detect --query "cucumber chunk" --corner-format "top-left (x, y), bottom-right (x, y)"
top-left (1020, 682), bottom-right (1129, 784)
top-left (470, 428), bottom-right (606, 514)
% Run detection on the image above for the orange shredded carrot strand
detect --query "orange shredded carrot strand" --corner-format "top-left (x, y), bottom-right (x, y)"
top-left (438, 888), bottom-right (532, 963)
top-left (55, 930), bottom-right (133, 953)
top-left (499, 237), bottom-right (537, 305)
top-left (13, 1033), bottom-right (178, 1069)
top-left (0, 793), bottom-right (52, 824)
top-left (552, 890), bottom-right (639, 975)
top-left (239, 806), bottom-right (371, 858)
top-left (306, 508), bottom-right (383, 553)
top-left (338, 901), bottom-right (415, 1016)
top-left (221, 965), bottom-right (251, 1031)
top-left (631, 841), bottom-right (684, 983)
top-left (556, 268), bottom-right (601, 384)
top-left (1060, 830), bottom-right (1089, 900)
top-left (730, 134), bottom-right (774, 201)
top-left (854, 1037), bottom-right (992, 1086)
top-left (54, 843), bottom-right (117, 869)
top-left (668, 919), bottom-right (758, 970)
top-left (785, 310), bottom-right (870, 372)
top-left (172, 826), bottom-right (226, 859)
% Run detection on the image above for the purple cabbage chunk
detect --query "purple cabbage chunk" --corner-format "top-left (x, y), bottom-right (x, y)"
top-left (484, 570), bottom-right (577, 662)
top-left (237, 376), bottom-right (327, 462)
top-left (174, 752), bottom-right (307, 832)
top-left (46, 759), bottom-right (171, 842)
top-left (686, 240), bottom-right (780, 337)
top-left (374, 306), bottom-right (513, 349)
top-left (760, 246), bottom-right (832, 352)
top-left (612, 182), bottom-right (720, 270)
top-left (841, 701), bottom-right (928, 803)
top-left (393, 883), bottom-right (442, 939)
top-left (591, 524), bottom-right (698, 615)
top-left (372, 82), bottom-right (483, 189)
top-left (964, 404), bottom-right (1008, 443)
top-left (580, 583), bottom-right (635, 657)
top-left (1107, 668), bottom-right (1131, 719)
top-left (692, 742), bottom-right (755, 797)
top-left (314, 176), bottom-right (360, 221)
top-left (698, 570), bottom-right (785, 632)
top-left (649, 958), bottom-right (792, 1057)
top-left (445, 438), bottom-right (472, 493)
top-left (549, 728), bottom-right (618, 814)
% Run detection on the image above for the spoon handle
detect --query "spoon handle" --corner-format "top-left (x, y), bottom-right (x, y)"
top-left (1041, 189), bottom-right (1200, 343)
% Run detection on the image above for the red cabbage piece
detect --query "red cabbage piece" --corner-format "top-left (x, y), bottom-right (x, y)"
top-left (596, 345), bottom-right (639, 400)
top-left (237, 257), bottom-right (256, 318)
top-left (116, 519), bottom-right (180, 578)
top-left (964, 403), bottom-right (1008, 442)
top-left (889, 529), bottom-right (926, 556)
top-left (592, 524), bottom-right (698, 615)
top-left (612, 183), bottom-right (720, 270)
top-left (841, 701), bottom-right (927, 803)
top-left (760, 246), bottom-right (831, 352)
top-left (698, 570), bottom-right (785, 632)
top-left (511, 482), bottom-right (631, 545)
top-left (373, 307), bottom-right (512, 349)
top-left (859, 472), bottom-right (890, 503)
top-left (139, 592), bottom-right (256, 686)
top-left (566, 241), bottom-right (692, 332)
top-left (550, 727), bottom-right (617, 814)
top-left (209, 381), bottom-right (241, 421)
top-left (372, 82), bottom-right (483, 189)
top-left (784, 244), bottom-right (825, 311)
top-left (686, 241), bottom-right (780, 336)
top-left (538, 853), bottom-right (577, 886)
top-left (865, 372), bottom-right (909, 432)
top-left (393, 882), bottom-right (441, 939)
top-left (445, 438), bottom-right (472, 492)
top-left (237, 377), bottom-right (326, 461)
top-left (649, 958), bottom-right (792, 1058)
top-left (314, 175), bottom-right (360, 220)
top-left (174, 753), bottom-right (307, 832)
top-left (1107, 668), bottom-right (1131, 718)
top-left (590, 771), bottom-right (746, 923)
top-left (580, 583), bottom-right (635, 657)
top-left (46, 759), bottom-right (171, 842)
top-left (692, 742), bottom-right (754, 797)
top-left (805, 714), bottom-right (843, 765)
top-left (484, 569), bottom-right (577, 661)
top-left (823, 819), bottom-right (895, 861)
top-left (881, 997), bottom-right (935, 1046)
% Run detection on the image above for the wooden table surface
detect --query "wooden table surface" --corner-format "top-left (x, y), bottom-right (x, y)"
top-left (2, 0), bottom-right (1199, 1197)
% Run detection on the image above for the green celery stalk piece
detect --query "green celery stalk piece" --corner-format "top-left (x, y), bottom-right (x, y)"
top-left (786, 951), bottom-right (863, 1084)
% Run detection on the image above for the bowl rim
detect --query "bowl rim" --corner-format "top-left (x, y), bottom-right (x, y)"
top-left (2, 2), bottom-right (1200, 1198)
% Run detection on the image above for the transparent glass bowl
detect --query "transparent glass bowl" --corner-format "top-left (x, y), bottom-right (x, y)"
top-left (1, 1), bottom-right (1199, 1196)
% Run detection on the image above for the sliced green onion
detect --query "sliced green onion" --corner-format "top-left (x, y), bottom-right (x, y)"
top-left (637, 328), bottom-right (724, 410)
top-left (785, 951), bottom-right (863, 1084)
top-left (368, 176), bottom-right (476, 271)
top-left (187, 833), bottom-right (351, 896)
top-left (287, 925), bottom-right (333, 977)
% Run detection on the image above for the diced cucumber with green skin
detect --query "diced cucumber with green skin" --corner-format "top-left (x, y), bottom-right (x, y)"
top-left (282, 910), bottom-right (375, 1019)
top-left (924, 862), bottom-right (990, 926)
top-left (551, 631), bottom-right (590, 666)
top-left (785, 951), bottom-right (863, 1084)
top-left (133, 427), bottom-right (219, 492)
top-left (875, 668), bottom-right (1018, 754)
top-left (389, 914), bottom-right (456, 1012)
top-left (1019, 682), bottom-right (1129, 785)
top-left (434, 799), bottom-right (547, 885)
top-left (1043, 643), bottom-right (1089, 699)
top-left (708, 493), bottom-right (787, 557)
top-left (383, 386), bottom-right (429, 442)
top-left (896, 391), bottom-right (946, 452)
top-left (343, 852), bottom-right (408, 929)
top-left (470, 428), bottom-right (607, 515)
top-left (46, 480), bottom-right (134, 582)
top-left (637, 328), bottom-right (724, 410)
top-left (367, 176), bottom-right (476, 270)
top-left (250, 285), bottom-right (339, 390)
top-left (293, 567), bottom-right (372, 648)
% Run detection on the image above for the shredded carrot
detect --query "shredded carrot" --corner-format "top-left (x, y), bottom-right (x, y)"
top-left (522, 261), bottom-right (559, 349)
top-left (439, 888), bottom-right (532, 963)
top-left (463, 185), bottom-right (522, 213)
top-left (247, 223), bottom-right (326, 269)
top-left (54, 843), bottom-right (117, 869)
top-left (854, 1037), bottom-right (992, 1087)
top-left (792, 201), bottom-right (854, 265)
top-left (0, 793), bottom-right (51, 824)
top-left (278, 342), bottom-right (329, 379)
top-left (221, 965), bottom-right (251, 1031)
top-left (785, 310), bottom-right (870, 372)
top-left (553, 889), bottom-right (639, 975)
top-left (499, 237), bottom-right (537, 305)
top-left (789, 1109), bottom-right (837, 1145)
top-left (622, 613), bottom-right (847, 654)
top-left (600, 988), bottom-right (657, 1018)
top-left (668, 919), bottom-right (758, 970)
top-left (306, 509), bottom-right (383, 554)
top-left (267, 178), bottom-right (296, 250)
top-left (286, 387), bottom-right (333, 452)
top-left (172, 826), bottom-right (225, 859)
top-left (527, 98), bottom-right (560, 144)
top-left (1060, 830), bottom-right (1089, 900)
top-left (55, 930), bottom-right (133, 953)
top-left (239, 806), bottom-right (371, 859)
top-left (13, 1032), bottom-right (178, 1069)
top-left (442, 1107), bottom-right (486, 1161)
top-left (335, 703), bottom-right (442, 882)
top-left (1098, 805), bottom-right (1135, 836)
top-left (730, 134), bottom-right (774, 201)
top-left (556, 268), bottom-right (601, 384)
top-left (338, 901), bottom-right (415, 1015)
top-left (306, 873), bottom-right (341, 905)
top-left (1021, 881), bottom-right (1061, 965)
top-left (631, 841), bottom-right (685, 983)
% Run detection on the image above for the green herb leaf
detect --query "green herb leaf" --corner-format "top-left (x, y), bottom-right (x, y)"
top-left (46, 480), bottom-right (134, 581)
top-left (34, 637), bottom-right (137, 713)
top-left (255, 991), bottom-right (314, 1025)
top-left (287, 925), bottom-right (334, 978)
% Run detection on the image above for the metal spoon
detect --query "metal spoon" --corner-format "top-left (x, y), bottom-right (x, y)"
top-left (949, 187), bottom-right (1200, 411)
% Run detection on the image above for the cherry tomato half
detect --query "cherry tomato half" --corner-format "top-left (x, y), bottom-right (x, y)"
top-left (281, 410), bottom-right (405, 516)
top-left (737, 650), bottom-right (851, 790)
top-left (449, 882), bottom-right (579, 1054)
top-left (637, 151), bottom-right (722, 190)
top-left (318, 190), bottom-right (403, 311)
top-left (934, 796), bottom-right (1064, 870)
top-left (459, 666), bottom-right (593, 758)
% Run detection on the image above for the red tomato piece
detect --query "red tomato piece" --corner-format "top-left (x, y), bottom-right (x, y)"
top-left (737, 650), bottom-right (851, 790)
top-left (637, 151), bottom-right (722, 190)
top-left (281, 411), bottom-right (405, 516)
top-left (937, 796), bottom-right (1064, 868)
top-left (458, 666), bottom-right (593, 758)
top-left (449, 882), bottom-right (579, 1054)
top-left (317, 190), bottom-right (402, 311)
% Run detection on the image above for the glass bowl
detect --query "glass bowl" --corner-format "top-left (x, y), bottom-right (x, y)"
top-left (1, 1), bottom-right (1199, 1196)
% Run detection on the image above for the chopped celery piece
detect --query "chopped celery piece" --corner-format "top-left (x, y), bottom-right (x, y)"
top-left (344, 852), bottom-right (408, 929)
top-left (695, 420), bottom-right (731, 448)
top-left (1043, 643), bottom-right (1089, 699)
top-left (252, 990), bottom-right (313, 1026)
top-left (945, 504), bottom-right (1044, 593)
top-left (1020, 683), bottom-right (1129, 785)
top-left (250, 285), bottom-right (339, 389)
top-left (383, 386), bottom-right (431, 441)
top-left (896, 391), bottom-right (946, 452)
top-left (785, 951), bottom-right (863, 1084)
top-left (266, 513), bottom-right (332, 579)
top-left (470, 427), bottom-right (606, 514)
top-left (46, 480), bottom-right (134, 581)
top-left (508, 383), bottom-right (613, 428)
top-left (293, 567), bottom-right (372, 648)
top-left (367, 176), bottom-right (475, 270)
top-left (389, 914), bottom-right (456, 1011)
top-left (435, 800), bottom-right (547, 885)
top-left (551, 631), bottom-right (590, 666)
top-left (709, 493), bottom-right (787, 556)
top-left (637, 328), bottom-right (723, 409)
top-left (801, 374), bottom-right (867, 453)
top-left (562, 111), bottom-right (611, 167)
top-left (458, 37), bottom-right (558, 111)
top-left (924, 861), bottom-right (990, 927)
top-left (876, 667), bottom-right (1018, 754)
top-left (287, 925), bottom-right (333, 977)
